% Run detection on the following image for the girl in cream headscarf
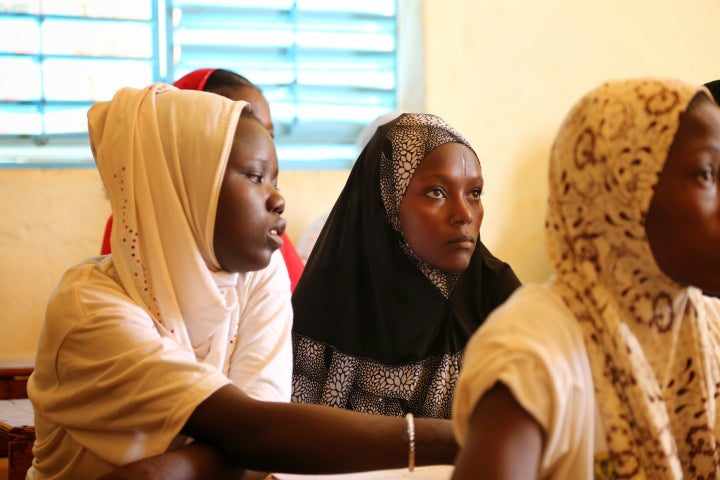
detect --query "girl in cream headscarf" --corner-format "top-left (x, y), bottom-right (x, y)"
top-left (27, 83), bottom-right (457, 479)
top-left (451, 78), bottom-right (720, 479)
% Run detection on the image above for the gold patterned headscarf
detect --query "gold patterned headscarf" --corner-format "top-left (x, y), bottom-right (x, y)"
top-left (547, 78), bottom-right (720, 478)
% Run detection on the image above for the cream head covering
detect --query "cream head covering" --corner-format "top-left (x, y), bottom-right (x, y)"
top-left (547, 78), bottom-right (720, 478)
top-left (89, 83), bottom-right (248, 373)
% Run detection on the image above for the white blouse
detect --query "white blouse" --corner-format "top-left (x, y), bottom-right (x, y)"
top-left (452, 284), bottom-right (608, 479)
top-left (27, 250), bottom-right (292, 479)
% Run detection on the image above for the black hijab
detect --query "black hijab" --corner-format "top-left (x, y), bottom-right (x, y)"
top-left (292, 113), bottom-right (520, 366)
top-left (705, 79), bottom-right (720, 104)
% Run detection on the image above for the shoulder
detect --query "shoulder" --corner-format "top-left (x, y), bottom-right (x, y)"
top-left (454, 284), bottom-right (593, 439)
top-left (473, 284), bottom-right (581, 346)
top-left (47, 256), bottom-right (140, 319)
top-left (41, 257), bottom-right (165, 359)
top-left (37, 257), bottom-right (160, 382)
top-left (462, 284), bottom-right (588, 386)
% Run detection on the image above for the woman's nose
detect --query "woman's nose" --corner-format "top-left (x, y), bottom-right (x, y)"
top-left (268, 188), bottom-right (285, 215)
top-left (450, 198), bottom-right (473, 224)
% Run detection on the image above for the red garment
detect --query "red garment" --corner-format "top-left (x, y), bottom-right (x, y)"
top-left (99, 68), bottom-right (304, 290)
top-left (172, 68), bottom-right (216, 90)
top-left (278, 235), bottom-right (304, 291)
top-left (100, 215), bottom-right (112, 256)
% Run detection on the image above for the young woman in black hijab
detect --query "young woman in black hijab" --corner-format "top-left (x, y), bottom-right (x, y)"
top-left (292, 113), bottom-right (521, 418)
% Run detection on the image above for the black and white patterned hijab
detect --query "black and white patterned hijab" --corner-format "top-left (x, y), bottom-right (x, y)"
top-left (379, 113), bottom-right (477, 298)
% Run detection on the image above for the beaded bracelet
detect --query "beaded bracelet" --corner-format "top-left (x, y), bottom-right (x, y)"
top-left (405, 412), bottom-right (415, 472)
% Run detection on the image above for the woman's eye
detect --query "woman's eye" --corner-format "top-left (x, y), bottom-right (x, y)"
top-left (696, 168), bottom-right (716, 186)
top-left (468, 189), bottom-right (483, 200)
top-left (425, 188), bottom-right (446, 199)
top-left (247, 173), bottom-right (263, 184)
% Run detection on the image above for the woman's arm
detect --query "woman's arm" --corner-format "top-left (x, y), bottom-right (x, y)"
top-left (452, 383), bottom-right (543, 480)
top-left (183, 384), bottom-right (458, 474)
top-left (98, 442), bottom-right (267, 480)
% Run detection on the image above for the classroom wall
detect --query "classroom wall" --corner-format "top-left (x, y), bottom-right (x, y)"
top-left (422, 0), bottom-right (720, 286)
top-left (2, 0), bottom-right (720, 359)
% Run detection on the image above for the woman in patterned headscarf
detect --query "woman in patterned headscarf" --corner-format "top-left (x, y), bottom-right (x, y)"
top-left (451, 78), bottom-right (720, 479)
top-left (292, 113), bottom-right (521, 419)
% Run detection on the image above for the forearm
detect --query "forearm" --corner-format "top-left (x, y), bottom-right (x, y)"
top-left (185, 385), bottom-right (457, 474)
top-left (243, 402), bottom-right (456, 474)
top-left (98, 442), bottom-right (264, 480)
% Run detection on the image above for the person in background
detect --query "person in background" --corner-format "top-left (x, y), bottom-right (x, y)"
top-left (27, 84), bottom-right (457, 480)
top-left (100, 68), bottom-right (305, 291)
top-left (291, 113), bottom-right (521, 419)
top-left (451, 78), bottom-right (720, 479)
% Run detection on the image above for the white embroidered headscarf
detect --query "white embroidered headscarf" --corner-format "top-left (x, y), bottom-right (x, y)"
top-left (89, 83), bottom-right (248, 374)
top-left (547, 78), bottom-right (720, 478)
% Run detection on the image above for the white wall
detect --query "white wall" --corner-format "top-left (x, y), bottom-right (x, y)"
top-left (2, 0), bottom-right (720, 358)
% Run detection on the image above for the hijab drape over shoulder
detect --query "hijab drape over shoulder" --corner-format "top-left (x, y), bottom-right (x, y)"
top-left (90, 83), bottom-right (248, 372)
top-left (292, 113), bottom-right (520, 418)
top-left (547, 78), bottom-right (720, 478)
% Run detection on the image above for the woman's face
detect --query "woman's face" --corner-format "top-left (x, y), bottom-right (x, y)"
top-left (214, 116), bottom-right (285, 273)
top-left (398, 142), bottom-right (484, 273)
top-left (646, 94), bottom-right (720, 295)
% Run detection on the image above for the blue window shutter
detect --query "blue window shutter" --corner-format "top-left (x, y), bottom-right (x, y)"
top-left (171, 0), bottom-right (397, 169)
top-left (0, 0), bottom-right (397, 170)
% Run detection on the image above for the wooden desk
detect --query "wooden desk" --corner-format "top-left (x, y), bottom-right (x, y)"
top-left (0, 359), bottom-right (34, 400)
top-left (0, 360), bottom-right (35, 479)
top-left (0, 399), bottom-right (35, 480)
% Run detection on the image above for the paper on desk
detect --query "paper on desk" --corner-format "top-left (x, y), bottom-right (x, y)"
top-left (272, 464), bottom-right (453, 479)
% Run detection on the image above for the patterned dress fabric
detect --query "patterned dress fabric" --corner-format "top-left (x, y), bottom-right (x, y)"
top-left (291, 113), bottom-right (521, 418)
top-left (547, 78), bottom-right (720, 478)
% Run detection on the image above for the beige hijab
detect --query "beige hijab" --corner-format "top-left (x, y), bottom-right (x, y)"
top-left (547, 78), bottom-right (720, 478)
top-left (89, 83), bottom-right (248, 373)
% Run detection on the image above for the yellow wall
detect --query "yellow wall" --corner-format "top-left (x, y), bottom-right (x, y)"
top-left (0, 168), bottom-right (349, 359)
top-left (2, 0), bottom-right (720, 358)
top-left (422, 0), bottom-right (720, 285)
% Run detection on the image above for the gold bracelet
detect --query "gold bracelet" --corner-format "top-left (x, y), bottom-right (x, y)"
top-left (405, 412), bottom-right (415, 472)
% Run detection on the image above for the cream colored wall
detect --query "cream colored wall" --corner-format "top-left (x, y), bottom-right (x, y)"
top-left (423, 0), bottom-right (720, 284)
top-left (2, 0), bottom-right (720, 358)
top-left (0, 168), bottom-right (349, 359)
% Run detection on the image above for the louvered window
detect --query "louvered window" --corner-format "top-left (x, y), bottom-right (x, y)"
top-left (0, 0), bottom-right (397, 169)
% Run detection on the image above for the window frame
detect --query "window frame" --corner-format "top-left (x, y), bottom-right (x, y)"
top-left (0, 0), bottom-right (407, 171)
